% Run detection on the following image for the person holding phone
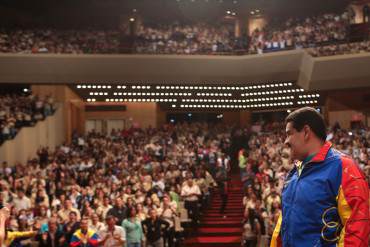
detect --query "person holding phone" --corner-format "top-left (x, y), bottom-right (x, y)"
top-left (98, 215), bottom-right (126, 247)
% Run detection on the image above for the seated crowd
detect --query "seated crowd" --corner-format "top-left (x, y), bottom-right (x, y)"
top-left (0, 122), bottom-right (231, 246)
top-left (134, 23), bottom-right (245, 55)
top-left (0, 30), bottom-right (120, 54)
top-left (307, 40), bottom-right (370, 57)
top-left (238, 122), bottom-right (370, 246)
top-left (0, 94), bottom-right (55, 145)
top-left (1, 10), bottom-right (368, 57)
top-left (249, 11), bottom-right (351, 54)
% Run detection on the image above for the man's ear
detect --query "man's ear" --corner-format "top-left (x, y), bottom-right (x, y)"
top-left (303, 125), bottom-right (311, 141)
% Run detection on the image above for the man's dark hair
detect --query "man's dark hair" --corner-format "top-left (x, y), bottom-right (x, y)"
top-left (69, 211), bottom-right (78, 217)
top-left (285, 107), bottom-right (327, 141)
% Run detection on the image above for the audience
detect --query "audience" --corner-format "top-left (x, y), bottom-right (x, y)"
top-left (249, 11), bottom-right (351, 54)
top-left (134, 23), bottom-right (246, 55)
top-left (1, 10), bottom-right (367, 57)
top-left (0, 122), bottom-right (230, 246)
top-left (307, 40), bottom-right (370, 57)
top-left (0, 93), bottom-right (55, 145)
top-left (0, 30), bottom-right (120, 54)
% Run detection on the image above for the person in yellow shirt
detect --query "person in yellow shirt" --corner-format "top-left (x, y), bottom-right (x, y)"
top-left (0, 206), bottom-right (10, 246)
top-left (0, 205), bottom-right (39, 247)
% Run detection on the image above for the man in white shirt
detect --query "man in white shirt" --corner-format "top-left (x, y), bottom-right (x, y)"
top-left (98, 215), bottom-right (126, 247)
top-left (12, 189), bottom-right (31, 211)
top-left (96, 197), bottom-right (112, 220)
top-left (181, 177), bottom-right (201, 227)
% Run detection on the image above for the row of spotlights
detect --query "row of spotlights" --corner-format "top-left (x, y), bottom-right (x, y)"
top-left (247, 96), bottom-right (294, 102)
top-left (297, 100), bottom-right (318, 104)
top-left (243, 89), bottom-right (304, 96)
top-left (86, 98), bottom-right (96, 102)
top-left (182, 97), bottom-right (293, 103)
top-left (153, 83), bottom-right (294, 90)
top-left (78, 83), bottom-right (294, 91)
top-left (244, 83), bottom-right (292, 89)
top-left (77, 85), bottom-right (111, 89)
top-left (299, 94), bottom-right (320, 98)
top-left (197, 93), bottom-right (232, 96)
top-left (106, 98), bottom-right (177, 102)
top-left (90, 92), bottom-right (108, 96)
top-left (183, 99), bottom-right (243, 103)
top-left (114, 92), bottom-right (192, 96)
top-left (178, 102), bottom-right (294, 108)
top-left (132, 86), bottom-right (151, 89)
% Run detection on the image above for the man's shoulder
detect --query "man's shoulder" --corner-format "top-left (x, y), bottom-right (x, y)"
top-left (114, 225), bottom-right (125, 232)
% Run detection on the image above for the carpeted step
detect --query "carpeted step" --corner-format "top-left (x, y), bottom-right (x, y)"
top-left (197, 227), bottom-right (243, 236)
top-left (211, 203), bottom-right (243, 207)
top-left (207, 204), bottom-right (244, 211)
top-left (200, 219), bottom-right (243, 228)
top-left (204, 212), bottom-right (243, 217)
top-left (184, 236), bottom-right (242, 247)
top-left (206, 209), bottom-right (243, 214)
top-left (212, 198), bottom-right (243, 202)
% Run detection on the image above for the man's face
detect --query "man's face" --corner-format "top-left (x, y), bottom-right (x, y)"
top-left (80, 219), bottom-right (88, 232)
top-left (187, 179), bottom-right (193, 186)
top-left (284, 122), bottom-right (306, 161)
top-left (48, 221), bottom-right (57, 232)
top-left (150, 209), bottom-right (157, 219)
top-left (18, 191), bottom-right (24, 198)
top-left (116, 198), bottom-right (123, 207)
top-left (69, 213), bottom-right (77, 222)
top-left (106, 217), bottom-right (115, 228)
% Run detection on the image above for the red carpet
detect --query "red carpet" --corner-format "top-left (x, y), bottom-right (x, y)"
top-left (183, 175), bottom-right (244, 247)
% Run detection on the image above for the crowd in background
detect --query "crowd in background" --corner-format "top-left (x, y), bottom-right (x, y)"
top-left (0, 122), bottom-right (232, 246)
top-left (0, 30), bottom-right (120, 54)
top-left (307, 40), bottom-right (370, 57)
top-left (1, 9), bottom-right (369, 57)
top-left (0, 94), bottom-right (55, 145)
top-left (248, 11), bottom-right (351, 54)
top-left (134, 23), bottom-right (246, 55)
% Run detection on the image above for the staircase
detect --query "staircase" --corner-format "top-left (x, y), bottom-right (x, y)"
top-left (184, 176), bottom-right (244, 247)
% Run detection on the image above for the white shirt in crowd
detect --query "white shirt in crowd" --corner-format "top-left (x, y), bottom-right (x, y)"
top-left (98, 225), bottom-right (126, 247)
top-left (181, 184), bottom-right (201, 202)
top-left (13, 195), bottom-right (31, 211)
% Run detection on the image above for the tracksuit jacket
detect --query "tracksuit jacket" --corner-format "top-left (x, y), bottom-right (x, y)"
top-left (271, 141), bottom-right (369, 247)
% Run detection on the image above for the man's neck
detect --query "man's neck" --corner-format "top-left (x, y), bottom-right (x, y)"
top-left (303, 141), bottom-right (325, 162)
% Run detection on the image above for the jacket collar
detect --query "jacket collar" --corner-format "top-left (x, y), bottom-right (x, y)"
top-left (309, 141), bottom-right (332, 163)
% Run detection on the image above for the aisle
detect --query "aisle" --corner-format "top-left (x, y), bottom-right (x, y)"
top-left (183, 175), bottom-right (244, 247)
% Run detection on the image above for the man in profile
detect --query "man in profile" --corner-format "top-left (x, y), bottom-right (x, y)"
top-left (271, 107), bottom-right (369, 247)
